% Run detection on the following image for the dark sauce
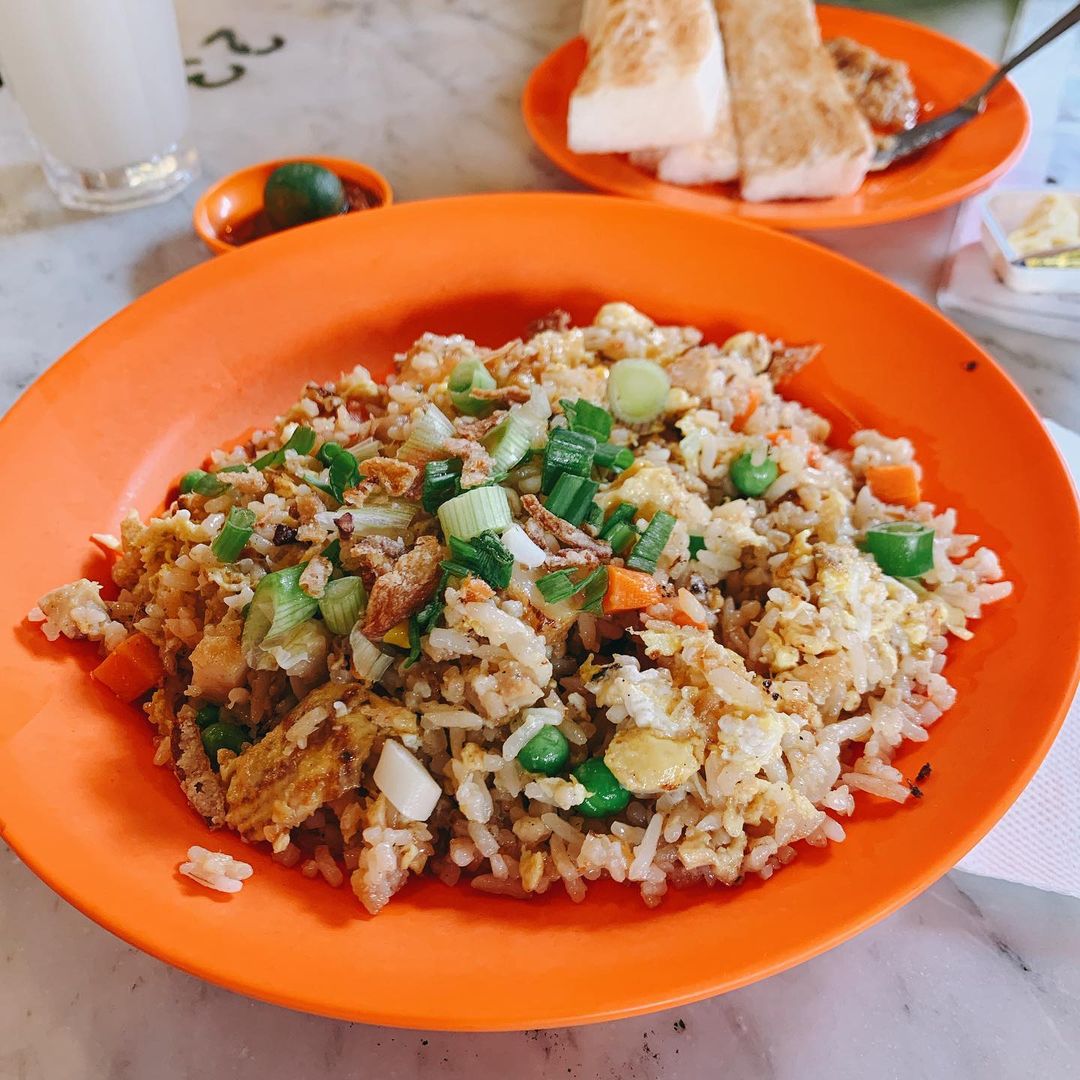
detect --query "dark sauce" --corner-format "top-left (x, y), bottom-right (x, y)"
top-left (221, 179), bottom-right (379, 247)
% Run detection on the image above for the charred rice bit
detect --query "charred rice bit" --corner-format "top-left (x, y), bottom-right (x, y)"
top-left (33, 301), bottom-right (1010, 914)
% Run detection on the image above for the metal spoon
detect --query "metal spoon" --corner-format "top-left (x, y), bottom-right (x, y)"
top-left (870, 1), bottom-right (1080, 171)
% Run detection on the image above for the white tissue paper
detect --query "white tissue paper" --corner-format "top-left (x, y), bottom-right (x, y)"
top-left (955, 419), bottom-right (1080, 896)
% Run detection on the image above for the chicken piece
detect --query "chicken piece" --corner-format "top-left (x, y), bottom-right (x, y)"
top-left (442, 437), bottom-right (494, 489)
top-left (521, 494), bottom-right (612, 557)
top-left (188, 622), bottom-right (248, 703)
top-left (362, 457), bottom-right (418, 498)
top-left (341, 534), bottom-right (405, 589)
top-left (362, 536), bottom-right (445, 640)
top-left (170, 705), bottom-right (228, 827)
top-left (603, 727), bottom-right (702, 796)
top-left (223, 682), bottom-right (416, 846)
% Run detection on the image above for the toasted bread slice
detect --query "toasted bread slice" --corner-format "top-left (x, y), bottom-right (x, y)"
top-left (569, 0), bottom-right (724, 154)
top-left (717, 0), bottom-right (873, 202)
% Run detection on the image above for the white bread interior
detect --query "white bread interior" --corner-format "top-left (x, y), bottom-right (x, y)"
top-left (569, 0), bottom-right (724, 154)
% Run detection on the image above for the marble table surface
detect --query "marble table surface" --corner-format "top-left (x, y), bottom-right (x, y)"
top-left (1, 1), bottom-right (1077, 1077)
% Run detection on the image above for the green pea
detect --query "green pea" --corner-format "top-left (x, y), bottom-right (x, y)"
top-left (729, 450), bottom-right (778, 497)
top-left (573, 757), bottom-right (630, 818)
top-left (264, 162), bottom-right (346, 229)
top-left (201, 721), bottom-right (248, 767)
top-left (517, 725), bottom-right (570, 776)
top-left (194, 703), bottom-right (220, 729)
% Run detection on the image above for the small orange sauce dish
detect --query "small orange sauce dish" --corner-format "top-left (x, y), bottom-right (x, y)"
top-left (193, 156), bottom-right (393, 255)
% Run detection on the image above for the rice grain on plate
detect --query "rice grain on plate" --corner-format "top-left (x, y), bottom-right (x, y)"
top-left (33, 303), bottom-right (1009, 914)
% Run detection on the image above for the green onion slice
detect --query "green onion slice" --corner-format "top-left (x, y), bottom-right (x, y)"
top-left (604, 521), bottom-right (638, 556)
top-left (422, 458), bottom-right (462, 513)
top-left (688, 535), bottom-right (707, 560)
top-left (535, 570), bottom-right (577, 604)
top-left (545, 473), bottom-right (599, 527)
top-left (349, 628), bottom-right (394, 684)
top-left (345, 438), bottom-right (382, 462)
top-left (211, 506), bottom-right (256, 562)
top-left (599, 502), bottom-right (638, 539)
top-left (398, 403), bottom-right (455, 465)
top-left (594, 442), bottom-right (635, 473)
top-left (253, 424), bottom-right (316, 470)
top-left (863, 521), bottom-right (935, 578)
top-left (179, 469), bottom-right (229, 498)
top-left (448, 358), bottom-right (497, 417)
top-left (625, 511), bottom-right (676, 574)
top-left (318, 576), bottom-right (367, 635)
top-left (541, 428), bottom-right (596, 495)
top-left (584, 501), bottom-right (604, 530)
top-left (242, 563), bottom-right (319, 654)
top-left (484, 412), bottom-right (534, 475)
top-left (579, 566), bottom-right (609, 614)
top-left (446, 531), bottom-right (514, 590)
top-left (607, 358), bottom-right (670, 425)
top-left (348, 499), bottom-right (418, 537)
top-left (437, 485), bottom-right (512, 540)
top-left (560, 398), bottom-right (613, 441)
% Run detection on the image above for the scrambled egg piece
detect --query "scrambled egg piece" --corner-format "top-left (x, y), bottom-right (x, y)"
top-left (604, 728), bottom-right (702, 796)
top-left (598, 464), bottom-right (711, 531)
top-left (223, 682), bottom-right (416, 846)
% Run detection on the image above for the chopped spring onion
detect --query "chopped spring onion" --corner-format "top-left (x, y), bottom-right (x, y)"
top-left (179, 469), bottom-right (229, 497)
top-left (446, 531), bottom-right (514, 590)
top-left (625, 510), bottom-right (676, 573)
top-left (437, 485), bottom-right (512, 540)
top-left (253, 424), bottom-right (316, 470)
top-left (863, 521), bottom-right (935, 577)
top-left (348, 499), bottom-right (418, 536)
top-left (535, 570), bottom-right (577, 604)
top-left (541, 428), bottom-right (596, 495)
top-left (501, 523), bottom-right (547, 569)
top-left (211, 506), bottom-right (256, 562)
top-left (484, 412), bottom-right (534, 474)
top-left (242, 563), bottom-right (319, 654)
top-left (560, 398), bottom-right (613, 441)
top-left (422, 458), bottom-right (462, 513)
top-left (593, 442), bottom-right (635, 473)
top-left (405, 615), bottom-right (423, 667)
top-left (607, 358), bottom-right (670, 425)
top-left (730, 450), bottom-right (778, 498)
top-left (688, 535), bottom-right (706, 560)
top-left (579, 566), bottom-right (609, 614)
top-left (545, 473), bottom-right (599, 526)
top-left (599, 502), bottom-right (638, 539)
top-left (316, 442), bottom-right (362, 501)
top-left (398, 403), bottom-right (455, 464)
top-left (604, 521), bottom-right (638, 556)
top-left (345, 437), bottom-right (382, 462)
top-left (448, 358), bottom-right (497, 416)
top-left (584, 501), bottom-right (604, 530)
top-left (349, 625), bottom-right (395, 683)
top-left (373, 739), bottom-right (442, 821)
top-left (317, 576), bottom-right (367, 635)
top-left (322, 538), bottom-right (342, 568)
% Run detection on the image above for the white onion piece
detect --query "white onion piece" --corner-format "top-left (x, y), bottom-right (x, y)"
top-left (501, 524), bottom-right (546, 569)
top-left (374, 740), bottom-right (442, 821)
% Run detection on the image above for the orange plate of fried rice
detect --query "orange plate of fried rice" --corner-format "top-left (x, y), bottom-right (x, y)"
top-left (2, 194), bottom-right (1078, 1029)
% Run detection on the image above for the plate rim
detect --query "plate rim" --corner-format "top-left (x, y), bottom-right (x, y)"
top-left (1, 192), bottom-right (1077, 1029)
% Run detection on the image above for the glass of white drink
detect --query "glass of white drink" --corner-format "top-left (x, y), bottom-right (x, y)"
top-left (0, 0), bottom-right (198, 211)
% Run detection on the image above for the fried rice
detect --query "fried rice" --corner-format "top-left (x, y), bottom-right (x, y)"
top-left (30, 302), bottom-right (1011, 913)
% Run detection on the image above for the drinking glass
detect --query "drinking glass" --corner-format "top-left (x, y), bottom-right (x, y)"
top-left (0, 0), bottom-right (198, 211)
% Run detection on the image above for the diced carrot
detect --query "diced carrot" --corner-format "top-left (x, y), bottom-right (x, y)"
top-left (865, 464), bottom-right (922, 507)
top-left (731, 387), bottom-right (761, 433)
top-left (766, 429), bottom-right (793, 445)
top-left (603, 566), bottom-right (663, 615)
top-left (672, 610), bottom-right (707, 631)
top-left (92, 632), bottom-right (165, 702)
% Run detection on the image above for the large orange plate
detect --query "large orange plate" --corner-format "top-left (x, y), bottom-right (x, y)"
top-left (523, 6), bottom-right (1031, 230)
top-left (0, 194), bottom-right (1076, 1030)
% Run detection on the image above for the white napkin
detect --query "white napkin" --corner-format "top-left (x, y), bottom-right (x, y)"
top-left (955, 419), bottom-right (1080, 896)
